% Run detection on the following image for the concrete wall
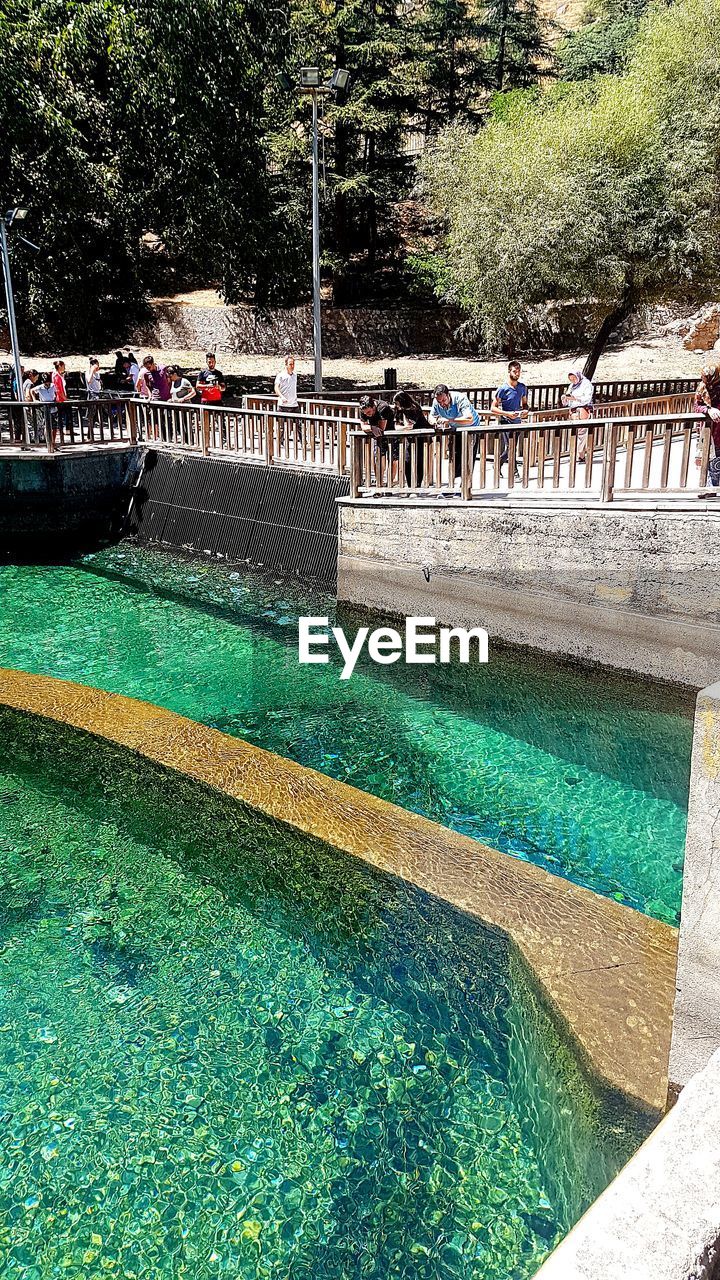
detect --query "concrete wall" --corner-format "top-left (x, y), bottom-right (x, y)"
top-left (337, 501), bottom-right (720, 689)
top-left (668, 681), bottom-right (720, 1098)
top-left (533, 1047), bottom-right (720, 1280)
top-left (0, 447), bottom-right (142, 553)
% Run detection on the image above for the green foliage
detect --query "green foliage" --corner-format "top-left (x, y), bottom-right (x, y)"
top-left (557, 0), bottom-right (650, 80)
top-left (0, 0), bottom-right (556, 345)
top-left (420, 0), bottom-right (720, 353)
top-left (405, 250), bottom-right (453, 299)
top-left (0, 0), bottom-right (290, 345)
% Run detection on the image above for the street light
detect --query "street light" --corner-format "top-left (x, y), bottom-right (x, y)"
top-left (280, 67), bottom-right (351, 394)
top-left (0, 209), bottom-right (28, 410)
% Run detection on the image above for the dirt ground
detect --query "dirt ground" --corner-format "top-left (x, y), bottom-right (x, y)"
top-left (1, 334), bottom-right (705, 390)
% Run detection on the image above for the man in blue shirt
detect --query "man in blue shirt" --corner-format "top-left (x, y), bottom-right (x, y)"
top-left (491, 360), bottom-right (529, 471)
top-left (429, 384), bottom-right (482, 487)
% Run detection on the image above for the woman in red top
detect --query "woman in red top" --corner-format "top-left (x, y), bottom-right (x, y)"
top-left (51, 360), bottom-right (70, 446)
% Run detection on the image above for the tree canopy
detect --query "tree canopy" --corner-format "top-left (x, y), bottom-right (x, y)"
top-left (420, 0), bottom-right (720, 370)
top-left (1, 0), bottom-right (552, 345)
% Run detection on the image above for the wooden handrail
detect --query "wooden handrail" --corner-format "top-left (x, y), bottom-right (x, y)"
top-left (348, 413), bottom-right (711, 500)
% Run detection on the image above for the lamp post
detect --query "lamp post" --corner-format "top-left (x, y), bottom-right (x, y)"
top-left (0, 208), bottom-right (27, 406)
top-left (294, 67), bottom-right (351, 395)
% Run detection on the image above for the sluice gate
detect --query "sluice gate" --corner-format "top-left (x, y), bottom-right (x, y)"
top-left (129, 451), bottom-right (348, 585)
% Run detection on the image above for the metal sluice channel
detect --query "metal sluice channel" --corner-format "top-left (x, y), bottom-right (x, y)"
top-left (128, 452), bottom-right (349, 586)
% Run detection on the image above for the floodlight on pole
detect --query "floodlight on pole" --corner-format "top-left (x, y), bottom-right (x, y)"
top-left (288, 66), bottom-right (351, 394)
top-left (0, 208), bottom-right (27, 424)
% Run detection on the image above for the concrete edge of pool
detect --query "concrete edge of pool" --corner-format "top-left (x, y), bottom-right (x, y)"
top-left (0, 666), bottom-right (678, 1115)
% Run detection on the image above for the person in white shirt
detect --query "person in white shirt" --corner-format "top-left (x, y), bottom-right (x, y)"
top-left (274, 353), bottom-right (300, 450)
top-left (562, 367), bottom-right (595, 463)
top-left (29, 373), bottom-right (57, 445)
top-left (275, 352), bottom-right (299, 404)
top-left (85, 358), bottom-right (102, 398)
top-left (167, 366), bottom-right (196, 402)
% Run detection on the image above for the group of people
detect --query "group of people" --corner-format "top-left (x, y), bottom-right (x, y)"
top-left (10, 351), bottom-right (229, 446)
top-left (357, 362), bottom-right (597, 489)
top-left (113, 350), bottom-right (227, 406)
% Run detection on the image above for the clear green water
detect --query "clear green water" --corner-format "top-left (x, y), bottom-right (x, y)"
top-left (0, 545), bottom-right (692, 924)
top-left (0, 710), bottom-right (646, 1279)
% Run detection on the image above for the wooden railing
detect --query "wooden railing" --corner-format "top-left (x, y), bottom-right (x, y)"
top-left (136, 401), bottom-right (351, 473)
top-left (317, 377), bottom-right (698, 410)
top-left (0, 397), bottom-right (137, 451)
top-left (3, 397), bottom-right (713, 504)
top-left (349, 413), bottom-right (712, 502)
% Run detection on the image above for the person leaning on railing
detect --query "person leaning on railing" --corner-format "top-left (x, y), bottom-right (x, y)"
top-left (429, 384), bottom-right (481, 490)
top-left (359, 394), bottom-right (397, 491)
top-left (393, 389), bottom-right (429, 487)
top-left (694, 363), bottom-right (720, 492)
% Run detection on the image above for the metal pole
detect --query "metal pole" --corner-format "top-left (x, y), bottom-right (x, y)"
top-left (0, 218), bottom-right (24, 407)
top-left (311, 89), bottom-right (322, 395)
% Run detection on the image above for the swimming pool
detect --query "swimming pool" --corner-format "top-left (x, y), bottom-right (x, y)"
top-left (0, 707), bottom-right (647, 1279)
top-left (0, 545), bottom-right (693, 923)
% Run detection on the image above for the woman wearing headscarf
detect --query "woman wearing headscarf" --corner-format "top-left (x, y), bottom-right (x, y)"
top-left (562, 367), bottom-right (595, 463)
top-left (694, 364), bottom-right (720, 490)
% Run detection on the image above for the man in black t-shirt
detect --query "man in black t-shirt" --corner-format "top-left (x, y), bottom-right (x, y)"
top-left (196, 353), bottom-right (227, 405)
top-left (359, 394), bottom-right (398, 488)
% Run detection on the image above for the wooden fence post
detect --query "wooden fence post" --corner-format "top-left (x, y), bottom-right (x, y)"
top-left (461, 430), bottom-right (472, 501)
top-left (601, 420), bottom-right (618, 502)
top-left (127, 401), bottom-right (137, 444)
top-left (202, 409), bottom-right (210, 456)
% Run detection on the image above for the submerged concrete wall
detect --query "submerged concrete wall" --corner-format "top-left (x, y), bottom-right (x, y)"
top-left (0, 447), bottom-right (142, 552)
top-left (668, 681), bottom-right (720, 1100)
top-left (337, 501), bottom-right (720, 688)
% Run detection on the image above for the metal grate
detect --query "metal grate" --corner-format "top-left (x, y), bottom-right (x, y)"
top-left (130, 452), bottom-right (349, 585)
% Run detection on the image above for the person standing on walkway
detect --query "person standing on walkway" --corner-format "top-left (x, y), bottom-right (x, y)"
top-left (196, 353), bottom-right (226, 405)
top-left (491, 361), bottom-right (529, 473)
top-left (275, 353), bottom-right (299, 411)
top-left (274, 352), bottom-right (301, 452)
top-left (429, 384), bottom-right (482, 489)
top-left (30, 372), bottom-right (58, 446)
top-left (142, 355), bottom-right (171, 402)
top-left (52, 360), bottom-right (71, 443)
top-left (694, 364), bottom-right (720, 490)
top-left (562, 367), bottom-right (594, 462)
top-left (22, 369), bottom-right (39, 443)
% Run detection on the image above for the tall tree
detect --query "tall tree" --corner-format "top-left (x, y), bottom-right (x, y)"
top-left (417, 0), bottom-right (492, 132)
top-left (484, 0), bottom-right (553, 90)
top-left (420, 0), bottom-right (720, 374)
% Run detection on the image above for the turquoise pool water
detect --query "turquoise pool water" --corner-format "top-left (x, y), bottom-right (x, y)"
top-left (0, 709), bottom-right (644, 1279)
top-left (0, 546), bottom-right (693, 923)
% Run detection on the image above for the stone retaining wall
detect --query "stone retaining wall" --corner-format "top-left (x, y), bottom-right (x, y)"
top-left (337, 501), bottom-right (720, 689)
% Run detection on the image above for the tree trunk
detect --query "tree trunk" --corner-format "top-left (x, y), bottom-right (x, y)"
top-left (496, 0), bottom-right (509, 90)
top-left (583, 287), bottom-right (636, 380)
